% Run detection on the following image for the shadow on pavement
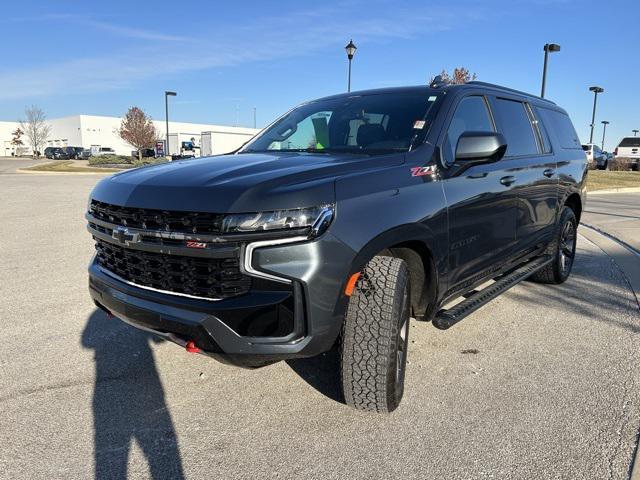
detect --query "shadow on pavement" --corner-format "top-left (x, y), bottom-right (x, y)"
top-left (286, 346), bottom-right (345, 405)
top-left (515, 246), bottom-right (640, 334)
top-left (81, 310), bottom-right (185, 479)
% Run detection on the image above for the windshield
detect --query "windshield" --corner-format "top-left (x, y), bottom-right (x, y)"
top-left (242, 91), bottom-right (441, 155)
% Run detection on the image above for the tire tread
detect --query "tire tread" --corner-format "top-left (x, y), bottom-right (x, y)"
top-left (341, 256), bottom-right (408, 413)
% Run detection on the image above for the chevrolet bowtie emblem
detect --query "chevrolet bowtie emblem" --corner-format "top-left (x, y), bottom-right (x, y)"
top-left (112, 226), bottom-right (140, 245)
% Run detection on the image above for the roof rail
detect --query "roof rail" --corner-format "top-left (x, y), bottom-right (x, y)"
top-left (466, 81), bottom-right (556, 105)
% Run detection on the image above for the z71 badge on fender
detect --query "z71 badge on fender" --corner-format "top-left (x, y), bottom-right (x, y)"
top-left (410, 166), bottom-right (435, 177)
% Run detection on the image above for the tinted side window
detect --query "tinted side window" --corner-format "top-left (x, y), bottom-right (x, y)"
top-left (537, 107), bottom-right (582, 150)
top-left (443, 96), bottom-right (494, 164)
top-left (494, 98), bottom-right (539, 156)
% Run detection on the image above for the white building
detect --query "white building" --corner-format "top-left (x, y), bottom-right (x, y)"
top-left (1, 115), bottom-right (259, 157)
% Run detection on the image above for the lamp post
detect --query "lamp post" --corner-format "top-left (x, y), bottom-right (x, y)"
top-left (601, 121), bottom-right (609, 150)
top-left (588, 86), bottom-right (604, 144)
top-left (345, 39), bottom-right (357, 92)
top-left (165, 91), bottom-right (177, 157)
top-left (541, 43), bottom-right (560, 98)
top-left (633, 130), bottom-right (639, 137)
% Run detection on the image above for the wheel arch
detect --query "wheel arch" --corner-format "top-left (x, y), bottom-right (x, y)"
top-left (563, 192), bottom-right (583, 223)
top-left (348, 224), bottom-right (440, 320)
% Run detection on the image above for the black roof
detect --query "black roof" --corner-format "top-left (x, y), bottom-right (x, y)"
top-left (314, 82), bottom-right (556, 106)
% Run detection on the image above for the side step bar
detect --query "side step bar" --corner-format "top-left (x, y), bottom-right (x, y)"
top-left (433, 255), bottom-right (553, 330)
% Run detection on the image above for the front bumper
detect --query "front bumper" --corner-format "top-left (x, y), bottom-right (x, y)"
top-left (88, 232), bottom-right (355, 367)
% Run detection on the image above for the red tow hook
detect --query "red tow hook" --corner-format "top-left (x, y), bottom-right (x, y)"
top-left (185, 341), bottom-right (201, 354)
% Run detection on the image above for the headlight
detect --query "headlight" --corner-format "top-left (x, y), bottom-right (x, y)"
top-left (222, 205), bottom-right (334, 236)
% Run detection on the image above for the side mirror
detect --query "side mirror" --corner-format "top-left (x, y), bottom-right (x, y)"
top-left (455, 131), bottom-right (507, 163)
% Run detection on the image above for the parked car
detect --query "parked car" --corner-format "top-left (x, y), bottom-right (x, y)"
top-left (180, 140), bottom-right (199, 158)
top-left (57, 146), bottom-right (84, 159)
top-left (52, 148), bottom-right (71, 160)
top-left (131, 148), bottom-right (156, 159)
top-left (79, 149), bottom-right (92, 160)
top-left (86, 81), bottom-right (586, 413)
top-left (614, 137), bottom-right (640, 171)
top-left (582, 143), bottom-right (607, 169)
top-left (44, 147), bottom-right (59, 159)
top-left (93, 147), bottom-right (116, 156)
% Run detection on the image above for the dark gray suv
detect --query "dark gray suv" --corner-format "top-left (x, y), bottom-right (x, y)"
top-left (86, 82), bottom-right (586, 412)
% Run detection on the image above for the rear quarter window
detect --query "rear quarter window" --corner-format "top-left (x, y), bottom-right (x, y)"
top-left (537, 107), bottom-right (582, 150)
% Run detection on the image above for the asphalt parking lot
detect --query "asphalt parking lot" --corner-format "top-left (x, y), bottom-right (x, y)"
top-left (1, 163), bottom-right (639, 479)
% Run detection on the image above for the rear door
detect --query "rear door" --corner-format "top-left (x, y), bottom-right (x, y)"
top-left (440, 93), bottom-right (518, 291)
top-left (489, 96), bottom-right (558, 250)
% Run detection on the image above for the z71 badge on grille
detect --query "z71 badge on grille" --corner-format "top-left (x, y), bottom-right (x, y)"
top-left (186, 241), bottom-right (207, 249)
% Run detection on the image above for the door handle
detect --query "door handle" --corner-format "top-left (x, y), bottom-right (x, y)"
top-left (543, 168), bottom-right (556, 178)
top-left (500, 175), bottom-right (516, 186)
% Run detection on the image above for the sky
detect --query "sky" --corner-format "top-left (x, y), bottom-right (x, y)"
top-left (0, 0), bottom-right (637, 151)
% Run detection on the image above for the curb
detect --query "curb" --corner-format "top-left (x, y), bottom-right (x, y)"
top-left (588, 187), bottom-right (640, 194)
top-left (579, 224), bottom-right (640, 304)
top-left (581, 223), bottom-right (640, 258)
top-left (578, 225), bottom-right (640, 480)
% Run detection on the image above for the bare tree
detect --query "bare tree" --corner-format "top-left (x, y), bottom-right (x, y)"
top-left (430, 67), bottom-right (478, 85)
top-left (117, 107), bottom-right (159, 161)
top-left (19, 106), bottom-right (51, 158)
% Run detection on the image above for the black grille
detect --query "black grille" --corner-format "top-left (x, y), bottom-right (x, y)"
top-left (90, 200), bottom-right (225, 235)
top-left (95, 239), bottom-right (251, 300)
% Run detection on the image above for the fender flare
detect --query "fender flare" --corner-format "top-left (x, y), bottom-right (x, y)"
top-left (347, 223), bottom-right (440, 274)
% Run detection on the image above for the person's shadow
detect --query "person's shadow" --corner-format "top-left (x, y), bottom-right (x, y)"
top-left (81, 310), bottom-right (185, 479)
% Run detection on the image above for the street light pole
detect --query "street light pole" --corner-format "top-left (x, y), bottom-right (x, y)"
top-left (588, 86), bottom-right (604, 144)
top-left (541, 43), bottom-right (560, 98)
top-left (601, 121), bottom-right (609, 150)
top-left (165, 91), bottom-right (177, 158)
top-left (344, 39), bottom-right (357, 92)
top-left (633, 130), bottom-right (639, 137)
top-left (253, 107), bottom-right (257, 129)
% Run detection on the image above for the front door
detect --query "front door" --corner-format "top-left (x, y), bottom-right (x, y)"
top-left (440, 94), bottom-right (518, 292)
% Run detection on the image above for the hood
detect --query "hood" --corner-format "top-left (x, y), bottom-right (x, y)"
top-left (90, 151), bottom-right (404, 213)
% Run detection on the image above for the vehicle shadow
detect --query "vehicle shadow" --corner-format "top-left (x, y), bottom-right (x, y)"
top-left (515, 245), bottom-right (640, 334)
top-left (286, 345), bottom-right (345, 405)
top-left (81, 310), bottom-right (185, 479)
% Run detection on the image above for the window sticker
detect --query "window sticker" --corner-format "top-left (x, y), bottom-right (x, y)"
top-left (413, 120), bottom-right (426, 130)
top-left (428, 96), bottom-right (437, 102)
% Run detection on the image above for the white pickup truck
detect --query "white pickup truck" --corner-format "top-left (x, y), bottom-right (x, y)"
top-left (614, 137), bottom-right (640, 170)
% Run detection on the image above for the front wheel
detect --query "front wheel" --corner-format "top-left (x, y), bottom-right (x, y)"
top-left (530, 207), bottom-right (577, 284)
top-left (340, 256), bottom-right (410, 413)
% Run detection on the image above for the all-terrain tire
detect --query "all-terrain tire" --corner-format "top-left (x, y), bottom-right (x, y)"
top-left (340, 256), bottom-right (410, 413)
top-left (530, 207), bottom-right (577, 284)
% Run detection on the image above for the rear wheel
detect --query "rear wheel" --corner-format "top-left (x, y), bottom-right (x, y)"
top-left (530, 207), bottom-right (577, 284)
top-left (340, 256), bottom-right (410, 413)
